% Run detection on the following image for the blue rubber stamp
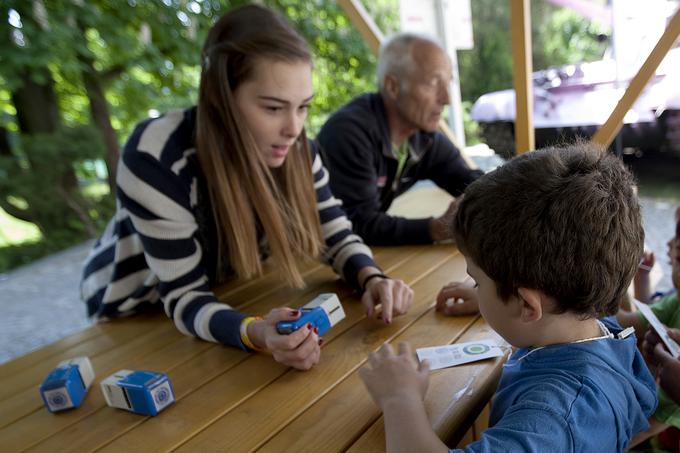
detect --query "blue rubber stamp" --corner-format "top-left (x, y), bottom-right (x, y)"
top-left (276, 293), bottom-right (345, 337)
top-left (100, 370), bottom-right (175, 416)
top-left (40, 357), bottom-right (95, 412)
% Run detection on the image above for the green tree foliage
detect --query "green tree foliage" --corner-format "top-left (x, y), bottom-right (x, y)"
top-left (260, 0), bottom-right (399, 132)
top-left (0, 0), bottom-right (607, 272)
top-left (0, 0), bottom-right (220, 271)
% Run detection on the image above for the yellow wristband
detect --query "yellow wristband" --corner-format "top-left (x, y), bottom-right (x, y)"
top-left (240, 316), bottom-right (264, 351)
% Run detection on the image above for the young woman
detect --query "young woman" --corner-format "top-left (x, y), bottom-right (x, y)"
top-left (80, 4), bottom-right (413, 370)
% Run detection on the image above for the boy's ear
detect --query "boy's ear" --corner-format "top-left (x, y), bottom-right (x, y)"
top-left (516, 287), bottom-right (544, 323)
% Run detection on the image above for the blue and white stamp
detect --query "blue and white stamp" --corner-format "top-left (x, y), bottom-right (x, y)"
top-left (276, 293), bottom-right (345, 337)
top-left (100, 370), bottom-right (175, 416)
top-left (39, 357), bottom-right (95, 412)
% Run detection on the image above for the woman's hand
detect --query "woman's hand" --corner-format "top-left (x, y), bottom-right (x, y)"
top-left (435, 281), bottom-right (479, 316)
top-left (362, 276), bottom-right (414, 324)
top-left (248, 308), bottom-right (321, 370)
top-left (358, 342), bottom-right (430, 410)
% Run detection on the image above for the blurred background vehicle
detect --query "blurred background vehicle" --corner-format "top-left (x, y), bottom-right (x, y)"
top-left (470, 0), bottom-right (680, 158)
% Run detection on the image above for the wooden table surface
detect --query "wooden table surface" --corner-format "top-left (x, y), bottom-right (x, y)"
top-left (0, 187), bottom-right (508, 452)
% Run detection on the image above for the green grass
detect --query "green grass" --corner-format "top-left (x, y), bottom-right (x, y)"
top-left (0, 183), bottom-right (112, 273)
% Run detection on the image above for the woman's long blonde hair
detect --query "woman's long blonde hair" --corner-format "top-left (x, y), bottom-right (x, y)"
top-left (196, 4), bottom-right (323, 287)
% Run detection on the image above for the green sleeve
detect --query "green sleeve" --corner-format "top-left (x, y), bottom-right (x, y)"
top-left (635, 293), bottom-right (679, 327)
top-left (650, 293), bottom-right (679, 324)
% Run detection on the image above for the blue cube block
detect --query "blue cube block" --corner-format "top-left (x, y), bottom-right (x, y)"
top-left (101, 370), bottom-right (175, 416)
top-left (39, 357), bottom-right (95, 412)
top-left (276, 293), bottom-right (345, 337)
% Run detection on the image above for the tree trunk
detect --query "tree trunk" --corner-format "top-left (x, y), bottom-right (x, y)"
top-left (79, 54), bottom-right (120, 191)
top-left (74, 10), bottom-right (120, 193)
top-left (11, 68), bottom-right (60, 135)
top-left (0, 126), bottom-right (10, 157)
top-left (8, 67), bottom-right (92, 235)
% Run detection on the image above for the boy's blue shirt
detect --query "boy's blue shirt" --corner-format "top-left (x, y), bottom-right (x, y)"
top-left (452, 317), bottom-right (657, 453)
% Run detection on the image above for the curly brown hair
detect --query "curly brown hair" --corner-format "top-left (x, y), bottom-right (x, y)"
top-left (453, 141), bottom-right (644, 318)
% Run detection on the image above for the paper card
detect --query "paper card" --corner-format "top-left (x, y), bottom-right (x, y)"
top-left (634, 299), bottom-right (680, 359)
top-left (416, 339), bottom-right (504, 371)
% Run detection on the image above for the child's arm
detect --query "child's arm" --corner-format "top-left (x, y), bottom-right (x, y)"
top-left (359, 343), bottom-right (448, 453)
top-left (633, 251), bottom-right (655, 303)
top-left (616, 306), bottom-right (647, 334)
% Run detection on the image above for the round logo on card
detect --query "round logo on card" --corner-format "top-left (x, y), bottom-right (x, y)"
top-left (463, 344), bottom-right (490, 355)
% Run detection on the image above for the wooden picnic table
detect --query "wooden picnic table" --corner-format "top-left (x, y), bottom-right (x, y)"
top-left (0, 186), bottom-right (508, 452)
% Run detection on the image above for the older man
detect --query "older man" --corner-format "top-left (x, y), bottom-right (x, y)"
top-left (316, 33), bottom-right (482, 245)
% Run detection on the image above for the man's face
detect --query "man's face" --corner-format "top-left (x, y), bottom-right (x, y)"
top-left (394, 41), bottom-right (453, 132)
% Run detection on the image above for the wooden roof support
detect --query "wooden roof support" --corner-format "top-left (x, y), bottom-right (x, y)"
top-left (337, 0), bottom-right (478, 169)
top-left (592, 6), bottom-right (680, 148)
top-left (510, 0), bottom-right (535, 154)
top-left (337, 0), bottom-right (383, 54)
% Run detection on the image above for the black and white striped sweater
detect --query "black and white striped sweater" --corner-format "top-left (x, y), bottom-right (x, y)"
top-left (81, 108), bottom-right (375, 349)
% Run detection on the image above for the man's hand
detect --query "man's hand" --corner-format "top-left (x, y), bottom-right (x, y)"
top-left (429, 199), bottom-right (459, 242)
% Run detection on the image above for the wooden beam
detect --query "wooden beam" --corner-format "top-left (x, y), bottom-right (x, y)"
top-left (337, 0), bottom-right (383, 55)
top-left (510, 0), bottom-right (535, 154)
top-left (592, 7), bottom-right (680, 148)
top-left (337, 0), bottom-right (478, 169)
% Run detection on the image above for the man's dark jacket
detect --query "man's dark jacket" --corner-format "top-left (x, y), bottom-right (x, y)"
top-left (316, 93), bottom-right (483, 245)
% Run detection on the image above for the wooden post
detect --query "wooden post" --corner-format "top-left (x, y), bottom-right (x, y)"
top-left (337, 0), bottom-right (478, 168)
top-left (336, 0), bottom-right (383, 54)
top-left (592, 7), bottom-right (680, 148)
top-left (510, 0), bottom-right (535, 154)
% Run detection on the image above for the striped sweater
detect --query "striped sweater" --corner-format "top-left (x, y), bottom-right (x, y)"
top-left (81, 108), bottom-right (375, 350)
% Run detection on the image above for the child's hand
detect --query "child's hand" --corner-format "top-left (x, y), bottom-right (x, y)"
top-left (637, 250), bottom-right (655, 274)
top-left (641, 327), bottom-right (680, 365)
top-left (641, 328), bottom-right (662, 364)
top-left (650, 329), bottom-right (680, 404)
top-left (435, 281), bottom-right (479, 316)
top-left (359, 342), bottom-right (430, 410)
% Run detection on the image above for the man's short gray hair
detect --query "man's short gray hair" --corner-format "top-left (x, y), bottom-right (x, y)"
top-left (377, 32), bottom-right (443, 93)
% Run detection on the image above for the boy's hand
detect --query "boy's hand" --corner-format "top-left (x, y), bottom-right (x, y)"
top-left (358, 342), bottom-right (430, 410)
top-left (435, 281), bottom-right (479, 316)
